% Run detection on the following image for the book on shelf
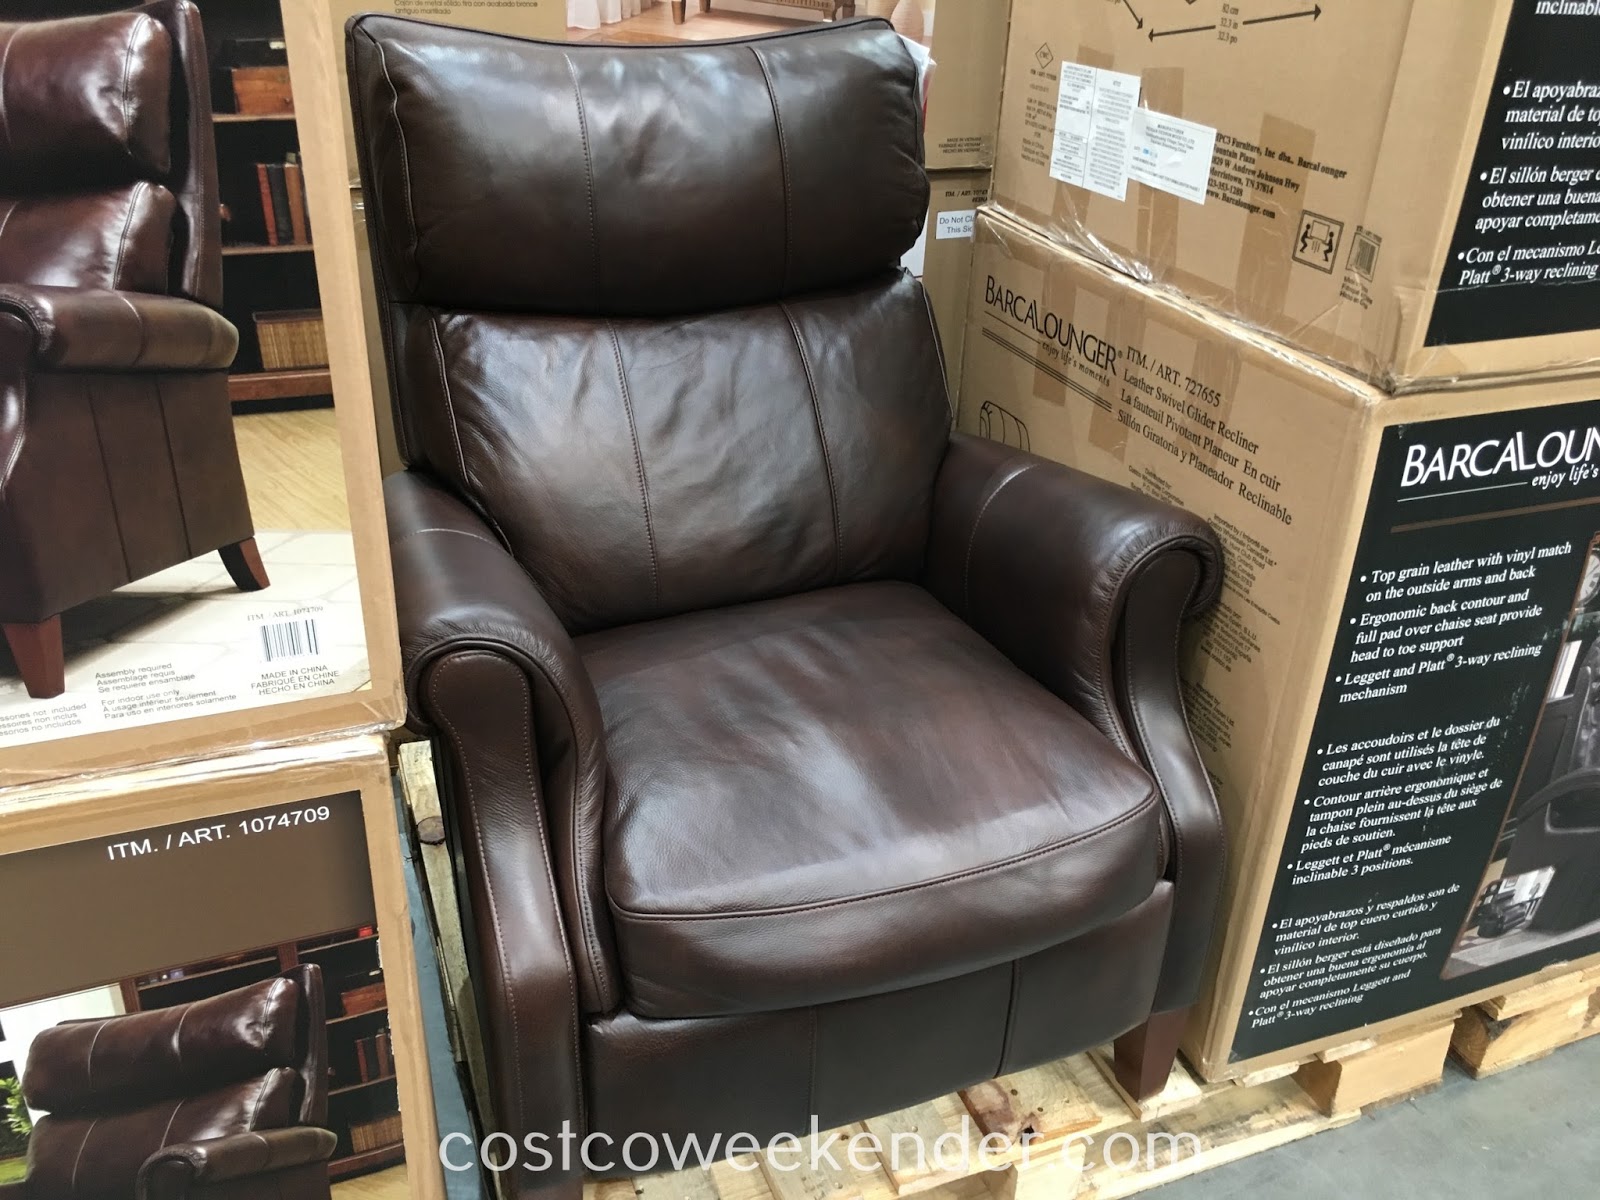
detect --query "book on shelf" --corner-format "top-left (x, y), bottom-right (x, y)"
top-left (248, 155), bottom-right (312, 249)
top-left (375, 1028), bottom-right (392, 1078)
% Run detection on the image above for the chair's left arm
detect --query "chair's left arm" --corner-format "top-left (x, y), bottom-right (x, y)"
top-left (0, 284), bottom-right (238, 371)
top-left (924, 433), bottom-right (1226, 1013)
top-left (135, 1128), bottom-right (336, 1199)
top-left (387, 470), bottom-right (608, 1198)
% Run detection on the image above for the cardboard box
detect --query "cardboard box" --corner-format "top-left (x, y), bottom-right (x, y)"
top-left (990, 0), bottom-right (1600, 387)
top-left (0, 1), bottom-right (404, 787)
top-left (0, 736), bottom-right (442, 1197)
top-left (960, 210), bottom-right (1600, 1078)
top-left (902, 170), bottom-right (990, 405)
top-left (570, 1), bottom-right (1009, 170)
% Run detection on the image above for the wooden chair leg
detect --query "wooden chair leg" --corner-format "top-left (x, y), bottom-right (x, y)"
top-left (219, 537), bottom-right (271, 592)
top-left (4, 616), bottom-right (66, 700)
top-left (1112, 1007), bottom-right (1188, 1101)
top-left (671, 0), bottom-right (686, 23)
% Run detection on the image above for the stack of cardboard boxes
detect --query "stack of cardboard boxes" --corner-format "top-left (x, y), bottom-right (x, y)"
top-left (961, 0), bottom-right (1600, 1080)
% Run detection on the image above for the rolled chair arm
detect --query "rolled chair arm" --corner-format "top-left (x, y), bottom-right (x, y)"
top-left (387, 470), bottom-right (602, 1197)
top-left (924, 432), bottom-right (1226, 1011)
top-left (0, 284), bottom-right (237, 371)
top-left (136, 1128), bottom-right (336, 1198)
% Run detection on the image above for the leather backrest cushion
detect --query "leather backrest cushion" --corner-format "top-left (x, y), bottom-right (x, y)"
top-left (0, 185), bottom-right (177, 293)
top-left (24, 1068), bottom-right (298, 1200)
top-left (24, 976), bottom-right (301, 1116)
top-left (348, 15), bottom-right (927, 316)
top-left (0, 11), bottom-right (173, 189)
top-left (399, 271), bottom-right (950, 633)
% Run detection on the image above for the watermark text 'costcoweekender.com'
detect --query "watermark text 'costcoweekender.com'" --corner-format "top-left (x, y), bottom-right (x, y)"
top-left (439, 1117), bottom-right (1203, 1176)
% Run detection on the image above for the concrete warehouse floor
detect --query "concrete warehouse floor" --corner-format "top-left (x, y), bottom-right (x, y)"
top-left (1156, 1034), bottom-right (1600, 1198)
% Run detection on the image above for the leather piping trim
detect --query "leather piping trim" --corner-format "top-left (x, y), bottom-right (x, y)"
top-left (996, 958), bottom-right (1022, 1075)
top-left (1119, 554), bottom-right (1228, 987)
top-left (427, 313), bottom-right (472, 490)
top-left (429, 654), bottom-right (586, 1149)
top-left (356, 12), bottom-right (897, 56)
top-left (1090, 534), bottom-right (1220, 763)
top-left (411, 633), bottom-right (616, 1011)
top-left (749, 45), bottom-right (790, 296)
top-left (608, 788), bottom-right (1159, 922)
top-left (780, 301), bottom-right (843, 580)
top-left (0, 27), bottom-right (19, 161)
top-left (371, 35), bottom-right (421, 296)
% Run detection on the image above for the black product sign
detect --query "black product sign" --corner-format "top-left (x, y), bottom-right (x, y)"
top-left (1234, 397), bottom-right (1600, 1060)
top-left (1426, 0), bottom-right (1600, 346)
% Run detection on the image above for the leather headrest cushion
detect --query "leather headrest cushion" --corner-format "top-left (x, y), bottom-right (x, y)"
top-left (24, 1069), bottom-right (299, 1200)
top-left (23, 975), bottom-right (301, 1116)
top-left (348, 15), bottom-right (928, 317)
top-left (0, 10), bottom-right (173, 189)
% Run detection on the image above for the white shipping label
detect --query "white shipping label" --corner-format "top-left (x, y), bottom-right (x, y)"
top-left (935, 209), bottom-right (977, 240)
top-left (1049, 64), bottom-right (1141, 201)
top-left (1129, 109), bottom-right (1218, 204)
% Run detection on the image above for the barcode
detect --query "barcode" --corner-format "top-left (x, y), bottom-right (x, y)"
top-left (1350, 232), bottom-right (1380, 280)
top-left (259, 618), bottom-right (321, 663)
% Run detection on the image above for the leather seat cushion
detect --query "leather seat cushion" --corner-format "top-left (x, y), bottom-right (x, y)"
top-left (580, 581), bottom-right (1163, 1019)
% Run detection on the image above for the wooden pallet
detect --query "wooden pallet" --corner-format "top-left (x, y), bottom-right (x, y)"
top-left (395, 744), bottom-right (1455, 1200)
top-left (1451, 964), bottom-right (1600, 1078)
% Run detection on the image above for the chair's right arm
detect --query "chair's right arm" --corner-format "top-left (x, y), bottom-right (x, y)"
top-left (387, 471), bottom-right (604, 1193)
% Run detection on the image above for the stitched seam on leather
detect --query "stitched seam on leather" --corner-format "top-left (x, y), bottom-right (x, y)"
top-left (430, 657), bottom-right (587, 1137)
top-left (607, 319), bottom-right (660, 604)
top-left (427, 313), bottom-right (472, 490)
top-left (997, 959), bottom-right (1022, 1074)
top-left (0, 202), bottom-right (18, 262)
top-left (119, 19), bottom-right (143, 157)
top-left (563, 52), bottom-right (604, 308)
top-left (611, 790), bottom-right (1160, 922)
top-left (152, 377), bottom-right (196, 552)
top-left (0, 29), bottom-right (18, 161)
top-left (84, 381), bottom-right (134, 579)
top-left (806, 1006), bottom-right (818, 1117)
top-left (372, 38), bottom-right (421, 294)
top-left (749, 46), bottom-right (790, 294)
top-left (118, 291), bottom-right (148, 366)
top-left (962, 462), bottom-right (1035, 615)
top-left (390, 526), bottom-right (502, 549)
top-left (70, 1116), bottom-right (99, 1194)
top-left (919, 281), bottom-right (953, 427)
top-left (112, 182), bottom-right (148, 292)
top-left (156, 1093), bottom-right (184, 1151)
top-left (781, 302), bottom-right (842, 580)
top-left (245, 1073), bottom-right (270, 1128)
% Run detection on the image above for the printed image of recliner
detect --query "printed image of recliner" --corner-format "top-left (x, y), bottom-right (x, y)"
top-left (1494, 596), bottom-right (1600, 935)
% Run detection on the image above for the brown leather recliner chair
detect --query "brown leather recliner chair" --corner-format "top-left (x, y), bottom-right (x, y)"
top-left (0, 1), bottom-right (267, 702)
top-left (1, 967), bottom-right (334, 1200)
top-left (354, 16), bottom-right (1225, 1198)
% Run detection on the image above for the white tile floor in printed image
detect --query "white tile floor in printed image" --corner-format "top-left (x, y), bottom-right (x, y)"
top-left (0, 530), bottom-right (369, 747)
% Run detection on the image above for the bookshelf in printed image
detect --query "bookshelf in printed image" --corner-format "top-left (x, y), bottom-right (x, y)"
top-left (121, 925), bottom-right (404, 1181)
top-left (34, 0), bottom-right (329, 408)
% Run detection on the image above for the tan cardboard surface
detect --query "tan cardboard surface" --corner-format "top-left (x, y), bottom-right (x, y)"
top-left (0, 736), bottom-right (443, 1199)
top-left (0, 1), bottom-right (405, 788)
top-left (990, 0), bottom-right (1600, 386)
top-left (959, 210), bottom-right (1600, 1077)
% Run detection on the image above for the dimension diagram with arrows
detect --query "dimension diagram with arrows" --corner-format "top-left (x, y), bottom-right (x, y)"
top-left (1114, 0), bottom-right (1324, 46)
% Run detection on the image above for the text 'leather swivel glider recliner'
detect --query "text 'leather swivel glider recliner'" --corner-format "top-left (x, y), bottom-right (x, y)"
top-left (353, 16), bottom-right (1227, 1199)
top-left (0, 1), bottom-right (268, 702)
top-left (0, 967), bottom-right (335, 1200)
